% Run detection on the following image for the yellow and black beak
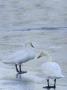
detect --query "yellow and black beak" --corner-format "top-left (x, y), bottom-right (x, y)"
top-left (37, 51), bottom-right (47, 59)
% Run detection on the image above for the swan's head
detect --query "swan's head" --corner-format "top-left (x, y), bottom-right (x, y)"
top-left (25, 42), bottom-right (35, 48)
top-left (29, 42), bottom-right (35, 48)
top-left (37, 51), bottom-right (47, 59)
top-left (37, 51), bottom-right (53, 61)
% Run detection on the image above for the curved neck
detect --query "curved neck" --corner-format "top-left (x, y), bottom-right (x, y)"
top-left (24, 43), bottom-right (34, 49)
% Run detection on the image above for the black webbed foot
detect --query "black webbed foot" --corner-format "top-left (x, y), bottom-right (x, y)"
top-left (43, 85), bottom-right (56, 89)
top-left (18, 71), bottom-right (27, 74)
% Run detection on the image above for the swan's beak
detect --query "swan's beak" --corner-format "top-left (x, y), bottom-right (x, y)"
top-left (30, 43), bottom-right (35, 48)
top-left (37, 51), bottom-right (47, 59)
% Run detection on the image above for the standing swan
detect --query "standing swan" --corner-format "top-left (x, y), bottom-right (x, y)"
top-left (41, 62), bottom-right (64, 89)
top-left (38, 52), bottom-right (64, 89)
top-left (2, 42), bottom-right (36, 74)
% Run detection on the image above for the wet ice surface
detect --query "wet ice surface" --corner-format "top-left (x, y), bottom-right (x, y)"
top-left (0, 30), bottom-right (67, 90)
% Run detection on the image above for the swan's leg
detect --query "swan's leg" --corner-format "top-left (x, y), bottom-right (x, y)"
top-left (19, 64), bottom-right (22, 74)
top-left (43, 79), bottom-right (56, 89)
top-left (54, 79), bottom-right (56, 88)
top-left (47, 79), bottom-right (49, 87)
top-left (43, 79), bottom-right (50, 88)
top-left (18, 64), bottom-right (27, 74)
top-left (15, 64), bottom-right (19, 72)
top-left (19, 64), bottom-right (22, 72)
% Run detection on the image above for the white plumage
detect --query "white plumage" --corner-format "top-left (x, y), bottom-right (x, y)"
top-left (3, 48), bottom-right (36, 65)
top-left (41, 62), bottom-right (64, 79)
top-left (39, 52), bottom-right (64, 88)
top-left (2, 42), bottom-right (36, 74)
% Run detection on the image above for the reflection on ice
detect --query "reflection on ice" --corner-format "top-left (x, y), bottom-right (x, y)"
top-left (16, 73), bottom-right (22, 79)
top-left (15, 71), bottom-right (43, 83)
top-left (0, 81), bottom-right (34, 90)
top-left (0, 75), bottom-right (34, 90)
top-left (0, 71), bottom-right (43, 90)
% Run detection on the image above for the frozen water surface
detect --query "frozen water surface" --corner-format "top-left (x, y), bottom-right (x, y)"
top-left (0, 0), bottom-right (67, 89)
top-left (0, 30), bottom-right (67, 90)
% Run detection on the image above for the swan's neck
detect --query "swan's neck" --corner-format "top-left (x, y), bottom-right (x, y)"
top-left (25, 43), bottom-right (34, 49)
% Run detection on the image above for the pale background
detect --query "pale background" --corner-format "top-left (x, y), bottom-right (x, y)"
top-left (0, 0), bottom-right (67, 90)
top-left (0, 0), bottom-right (67, 30)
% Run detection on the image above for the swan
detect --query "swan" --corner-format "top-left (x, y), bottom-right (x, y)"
top-left (39, 52), bottom-right (64, 89)
top-left (2, 42), bottom-right (36, 74)
top-left (2, 42), bottom-right (45, 74)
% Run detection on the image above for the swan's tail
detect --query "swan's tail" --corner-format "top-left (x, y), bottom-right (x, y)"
top-left (61, 74), bottom-right (64, 78)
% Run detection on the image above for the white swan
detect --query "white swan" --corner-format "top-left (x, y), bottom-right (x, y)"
top-left (2, 42), bottom-right (37, 74)
top-left (40, 52), bottom-right (64, 89)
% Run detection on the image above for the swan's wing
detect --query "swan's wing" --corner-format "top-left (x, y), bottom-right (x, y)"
top-left (41, 62), bottom-right (63, 78)
top-left (2, 48), bottom-right (36, 64)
